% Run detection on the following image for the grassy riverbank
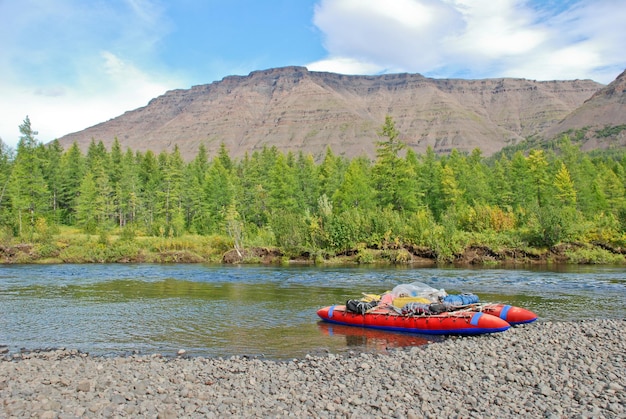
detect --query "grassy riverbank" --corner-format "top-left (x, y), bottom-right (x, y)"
top-left (1, 226), bottom-right (624, 266)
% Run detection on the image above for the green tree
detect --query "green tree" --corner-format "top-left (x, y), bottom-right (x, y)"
top-left (237, 152), bottom-right (270, 229)
top-left (418, 147), bottom-right (444, 218)
top-left (58, 143), bottom-right (85, 225)
top-left (527, 149), bottom-right (550, 208)
top-left (75, 172), bottom-right (99, 233)
top-left (202, 158), bottom-right (235, 233)
top-left (156, 147), bottom-right (185, 236)
top-left (217, 142), bottom-right (233, 172)
top-left (110, 138), bottom-right (123, 179)
top-left (90, 157), bottom-right (114, 230)
top-left (85, 139), bottom-right (110, 173)
top-left (372, 116), bottom-right (417, 211)
top-left (318, 146), bottom-right (344, 199)
top-left (0, 138), bottom-right (14, 225)
top-left (115, 148), bottom-right (140, 228)
top-left (268, 153), bottom-right (298, 213)
top-left (465, 148), bottom-right (491, 205)
top-left (488, 155), bottom-right (513, 207)
top-left (8, 117), bottom-right (50, 238)
top-left (575, 155), bottom-right (603, 216)
top-left (182, 144), bottom-right (209, 232)
top-left (554, 162), bottom-right (577, 206)
top-left (596, 163), bottom-right (626, 216)
top-left (333, 156), bottom-right (375, 212)
top-left (137, 150), bottom-right (161, 233)
top-left (42, 139), bottom-right (64, 224)
top-left (440, 164), bottom-right (463, 210)
top-left (294, 152), bottom-right (320, 213)
top-left (509, 151), bottom-right (533, 211)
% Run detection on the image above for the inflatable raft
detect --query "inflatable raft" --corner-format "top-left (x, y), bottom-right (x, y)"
top-left (317, 304), bottom-right (511, 335)
top-left (316, 281), bottom-right (537, 335)
top-left (473, 303), bottom-right (537, 325)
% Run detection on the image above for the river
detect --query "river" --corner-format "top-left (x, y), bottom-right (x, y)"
top-left (1, 264), bottom-right (624, 360)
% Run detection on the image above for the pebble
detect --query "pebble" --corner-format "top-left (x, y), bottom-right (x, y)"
top-left (1, 319), bottom-right (624, 418)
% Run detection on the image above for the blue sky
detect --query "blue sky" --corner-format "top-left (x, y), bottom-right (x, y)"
top-left (1, 0), bottom-right (625, 148)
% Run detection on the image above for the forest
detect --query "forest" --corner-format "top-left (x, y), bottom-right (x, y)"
top-left (1, 115), bottom-right (625, 265)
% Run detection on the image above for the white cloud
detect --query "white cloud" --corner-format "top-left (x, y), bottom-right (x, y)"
top-left (308, 0), bottom-right (626, 83)
top-left (306, 57), bottom-right (385, 75)
top-left (0, 51), bottom-right (176, 147)
top-left (0, 0), bottom-right (177, 148)
top-left (311, 0), bottom-right (463, 73)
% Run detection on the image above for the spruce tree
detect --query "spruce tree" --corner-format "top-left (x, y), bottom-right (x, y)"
top-left (8, 117), bottom-right (50, 239)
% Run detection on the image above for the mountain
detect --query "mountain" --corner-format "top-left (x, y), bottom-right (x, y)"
top-left (57, 66), bottom-right (605, 160)
top-left (542, 69), bottom-right (626, 149)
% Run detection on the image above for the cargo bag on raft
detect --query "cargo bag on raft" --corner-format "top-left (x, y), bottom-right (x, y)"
top-left (442, 293), bottom-right (479, 307)
top-left (346, 299), bottom-right (378, 314)
top-left (401, 302), bottom-right (448, 315)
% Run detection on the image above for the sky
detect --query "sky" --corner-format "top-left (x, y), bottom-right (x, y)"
top-left (1, 0), bottom-right (625, 149)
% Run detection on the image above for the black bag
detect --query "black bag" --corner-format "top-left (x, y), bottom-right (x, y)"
top-left (346, 299), bottom-right (378, 314)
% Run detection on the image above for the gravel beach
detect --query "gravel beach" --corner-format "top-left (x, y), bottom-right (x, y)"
top-left (1, 319), bottom-right (624, 418)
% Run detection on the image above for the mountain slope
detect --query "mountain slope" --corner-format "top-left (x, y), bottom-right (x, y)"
top-left (57, 66), bottom-right (603, 160)
top-left (542, 69), bottom-right (626, 148)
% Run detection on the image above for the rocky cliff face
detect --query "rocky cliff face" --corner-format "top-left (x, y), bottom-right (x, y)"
top-left (57, 66), bottom-right (605, 160)
top-left (542, 69), bottom-right (626, 149)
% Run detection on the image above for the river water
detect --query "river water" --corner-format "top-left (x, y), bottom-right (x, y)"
top-left (1, 264), bottom-right (624, 360)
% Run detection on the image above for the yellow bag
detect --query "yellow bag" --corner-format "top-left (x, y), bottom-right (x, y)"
top-left (360, 293), bottom-right (381, 303)
top-left (392, 296), bottom-right (431, 308)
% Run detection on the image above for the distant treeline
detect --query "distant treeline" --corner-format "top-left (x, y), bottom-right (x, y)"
top-left (1, 116), bottom-right (625, 263)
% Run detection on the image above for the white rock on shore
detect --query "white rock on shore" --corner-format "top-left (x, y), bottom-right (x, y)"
top-left (1, 319), bottom-right (624, 418)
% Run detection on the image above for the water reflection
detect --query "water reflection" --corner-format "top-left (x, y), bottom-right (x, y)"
top-left (317, 322), bottom-right (440, 353)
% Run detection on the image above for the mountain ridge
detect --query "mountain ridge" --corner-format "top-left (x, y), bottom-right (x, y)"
top-left (57, 66), bottom-right (612, 160)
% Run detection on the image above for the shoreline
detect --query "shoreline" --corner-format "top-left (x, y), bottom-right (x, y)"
top-left (2, 239), bottom-right (626, 265)
top-left (2, 319), bottom-right (624, 418)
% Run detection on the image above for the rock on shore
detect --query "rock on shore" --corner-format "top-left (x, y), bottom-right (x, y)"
top-left (1, 319), bottom-right (624, 418)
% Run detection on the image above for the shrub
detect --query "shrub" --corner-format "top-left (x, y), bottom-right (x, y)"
top-left (355, 248), bottom-right (375, 264)
top-left (525, 205), bottom-right (579, 247)
top-left (565, 246), bottom-right (625, 264)
top-left (404, 208), bottom-right (436, 246)
top-left (270, 212), bottom-right (308, 254)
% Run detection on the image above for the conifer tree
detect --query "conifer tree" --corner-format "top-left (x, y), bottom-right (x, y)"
top-left (42, 139), bottom-right (64, 224)
top-left (554, 162), bottom-right (577, 206)
top-left (137, 150), bottom-right (161, 233)
top-left (418, 146), bottom-right (444, 218)
top-left (182, 144), bottom-right (209, 231)
top-left (509, 151), bottom-right (533, 211)
top-left (333, 156), bottom-right (375, 212)
top-left (373, 116), bottom-right (417, 211)
top-left (217, 142), bottom-right (233, 172)
top-left (488, 155), bottom-right (513, 207)
top-left (440, 164), bottom-right (463, 209)
top-left (58, 143), bottom-right (85, 225)
top-left (294, 152), bottom-right (320, 213)
top-left (75, 172), bottom-right (99, 233)
top-left (318, 146), bottom-right (344, 199)
top-left (0, 138), bottom-right (14, 227)
top-left (202, 158), bottom-right (235, 233)
top-left (237, 152), bottom-right (269, 228)
top-left (115, 148), bottom-right (140, 227)
top-left (465, 148), bottom-right (491, 205)
top-left (156, 147), bottom-right (185, 236)
top-left (8, 117), bottom-right (50, 238)
top-left (527, 149), bottom-right (550, 208)
top-left (268, 153), bottom-right (298, 213)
